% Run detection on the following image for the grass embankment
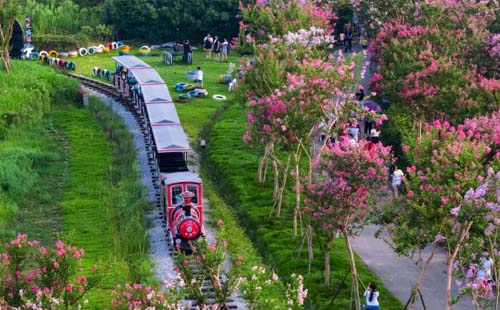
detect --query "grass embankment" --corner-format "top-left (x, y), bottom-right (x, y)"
top-left (52, 98), bottom-right (151, 306)
top-left (1, 60), bottom-right (151, 307)
top-left (205, 103), bottom-right (403, 309)
top-left (0, 61), bottom-right (79, 243)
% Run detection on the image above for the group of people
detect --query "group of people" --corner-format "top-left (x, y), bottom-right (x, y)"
top-left (203, 33), bottom-right (229, 61)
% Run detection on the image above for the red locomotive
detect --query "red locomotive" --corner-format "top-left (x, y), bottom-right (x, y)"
top-left (112, 56), bottom-right (205, 252)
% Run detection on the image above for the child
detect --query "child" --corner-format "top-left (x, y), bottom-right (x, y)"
top-left (221, 38), bottom-right (229, 62)
top-left (364, 283), bottom-right (380, 310)
top-left (390, 165), bottom-right (404, 199)
top-left (195, 67), bottom-right (203, 88)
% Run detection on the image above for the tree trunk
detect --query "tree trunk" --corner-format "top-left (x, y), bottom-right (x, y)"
top-left (446, 221), bottom-right (472, 310)
top-left (257, 144), bottom-right (270, 183)
top-left (406, 244), bottom-right (436, 310)
top-left (293, 151), bottom-right (301, 236)
top-left (1, 49), bottom-right (10, 72)
top-left (307, 224), bottom-right (313, 273)
top-left (343, 230), bottom-right (361, 310)
top-left (324, 237), bottom-right (333, 286)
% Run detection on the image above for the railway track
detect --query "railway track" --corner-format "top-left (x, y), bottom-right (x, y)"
top-left (65, 73), bottom-right (240, 310)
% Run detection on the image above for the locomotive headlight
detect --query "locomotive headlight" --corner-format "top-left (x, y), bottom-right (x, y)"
top-left (176, 238), bottom-right (182, 244)
top-left (186, 227), bottom-right (193, 233)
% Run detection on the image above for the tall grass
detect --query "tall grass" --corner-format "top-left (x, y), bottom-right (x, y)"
top-left (87, 97), bottom-right (152, 282)
top-left (0, 61), bottom-right (78, 241)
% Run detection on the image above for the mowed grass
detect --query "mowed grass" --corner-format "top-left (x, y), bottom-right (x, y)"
top-left (206, 103), bottom-right (403, 309)
top-left (67, 48), bottom-right (239, 138)
top-left (52, 107), bottom-right (129, 306)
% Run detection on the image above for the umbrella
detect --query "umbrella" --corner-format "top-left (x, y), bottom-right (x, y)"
top-left (363, 100), bottom-right (382, 113)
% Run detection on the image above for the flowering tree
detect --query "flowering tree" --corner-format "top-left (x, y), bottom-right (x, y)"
top-left (239, 265), bottom-right (307, 310)
top-left (369, 1), bottom-right (499, 140)
top-left (352, 0), bottom-right (415, 37)
top-left (304, 137), bottom-right (393, 307)
top-left (244, 53), bottom-right (375, 234)
top-left (237, 0), bottom-right (335, 52)
top-left (0, 233), bottom-right (102, 309)
top-left (450, 170), bottom-right (500, 310)
top-left (175, 233), bottom-right (242, 310)
top-left (386, 113), bottom-right (500, 308)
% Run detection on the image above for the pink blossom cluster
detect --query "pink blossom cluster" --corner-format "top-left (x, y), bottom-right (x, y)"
top-left (244, 56), bottom-right (358, 147)
top-left (304, 138), bottom-right (393, 231)
top-left (110, 282), bottom-right (185, 310)
top-left (0, 234), bottom-right (99, 309)
top-left (485, 33), bottom-right (500, 58)
top-left (283, 27), bottom-right (335, 49)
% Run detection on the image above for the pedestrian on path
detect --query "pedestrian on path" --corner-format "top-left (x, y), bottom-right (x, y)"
top-left (344, 31), bottom-right (353, 53)
top-left (390, 165), bottom-right (404, 199)
top-left (370, 126), bottom-right (381, 143)
top-left (364, 282), bottom-right (380, 310)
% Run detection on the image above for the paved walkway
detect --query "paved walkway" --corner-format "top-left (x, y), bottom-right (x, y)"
top-left (346, 46), bottom-right (473, 309)
top-left (351, 225), bottom-right (473, 309)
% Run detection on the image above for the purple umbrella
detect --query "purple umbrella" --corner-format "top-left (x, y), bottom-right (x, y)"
top-left (363, 100), bottom-right (382, 112)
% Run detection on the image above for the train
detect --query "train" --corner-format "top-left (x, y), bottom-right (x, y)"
top-left (111, 55), bottom-right (204, 252)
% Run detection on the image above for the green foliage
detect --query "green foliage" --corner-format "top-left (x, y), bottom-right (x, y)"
top-left (0, 61), bottom-right (77, 241)
top-left (31, 33), bottom-right (81, 51)
top-left (0, 61), bottom-right (79, 137)
top-left (22, 0), bottom-right (101, 36)
top-left (0, 0), bottom-right (21, 71)
top-left (102, 0), bottom-right (239, 43)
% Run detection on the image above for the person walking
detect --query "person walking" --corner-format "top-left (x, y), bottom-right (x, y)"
top-left (213, 35), bottom-right (220, 61)
top-left (344, 31), bottom-right (352, 53)
top-left (339, 32), bottom-right (345, 48)
top-left (195, 66), bottom-right (203, 88)
top-left (183, 39), bottom-right (192, 64)
top-left (356, 86), bottom-right (365, 101)
top-left (364, 283), bottom-right (380, 310)
top-left (370, 126), bottom-right (381, 143)
top-left (203, 33), bottom-right (213, 59)
top-left (221, 38), bottom-right (229, 62)
top-left (390, 165), bottom-right (404, 199)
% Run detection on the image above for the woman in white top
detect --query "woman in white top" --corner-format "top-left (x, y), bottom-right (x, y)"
top-left (370, 126), bottom-right (381, 143)
top-left (364, 282), bottom-right (380, 310)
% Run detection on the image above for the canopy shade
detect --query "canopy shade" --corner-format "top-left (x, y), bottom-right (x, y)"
top-left (146, 103), bottom-right (180, 126)
top-left (132, 68), bottom-right (164, 85)
top-left (112, 55), bottom-right (151, 69)
top-left (152, 125), bottom-right (190, 153)
top-left (141, 84), bottom-right (173, 104)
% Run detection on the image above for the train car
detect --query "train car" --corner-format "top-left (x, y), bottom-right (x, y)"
top-left (112, 55), bottom-right (204, 251)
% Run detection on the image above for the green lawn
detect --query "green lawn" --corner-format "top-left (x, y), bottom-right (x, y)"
top-left (64, 48), bottom-right (239, 138)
